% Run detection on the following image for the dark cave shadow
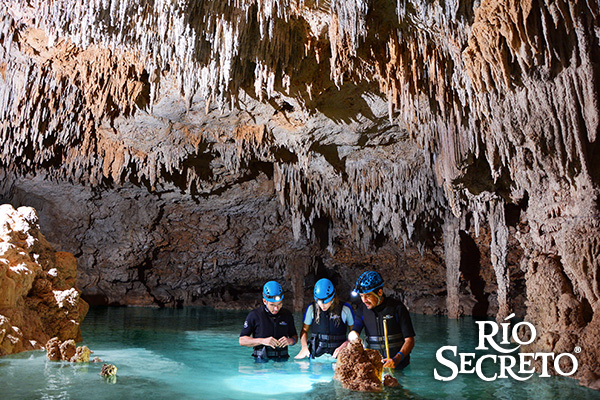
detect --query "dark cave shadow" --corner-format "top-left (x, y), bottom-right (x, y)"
top-left (459, 231), bottom-right (489, 317)
top-left (312, 82), bottom-right (379, 125)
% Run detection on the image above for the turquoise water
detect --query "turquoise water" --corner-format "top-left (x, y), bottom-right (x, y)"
top-left (1, 307), bottom-right (599, 400)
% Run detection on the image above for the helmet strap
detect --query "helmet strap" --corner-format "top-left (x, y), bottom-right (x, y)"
top-left (372, 289), bottom-right (383, 306)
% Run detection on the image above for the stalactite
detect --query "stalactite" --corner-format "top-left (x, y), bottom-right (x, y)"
top-left (274, 144), bottom-right (446, 248)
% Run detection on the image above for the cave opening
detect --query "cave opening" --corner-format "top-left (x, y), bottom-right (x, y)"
top-left (581, 296), bottom-right (594, 325)
top-left (459, 230), bottom-right (489, 317)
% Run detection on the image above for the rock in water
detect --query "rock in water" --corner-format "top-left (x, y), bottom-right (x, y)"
top-left (100, 364), bottom-right (118, 377)
top-left (0, 205), bottom-right (88, 356)
top-left (59, 339), bottom-right (77, 361)
top-left (45, 337), bottom-right (62, 361)
top-left (383, 374), bottom-right (399, 387)
top-left (45, 337), bottom-right (93, 362)
top-left (333, 339), bottom-right (383, 392)
top-left (72, 345), bottom-right (92, 362)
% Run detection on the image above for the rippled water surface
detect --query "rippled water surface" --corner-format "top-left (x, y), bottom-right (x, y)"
top-left (1, 307), bottom-right (598, 399)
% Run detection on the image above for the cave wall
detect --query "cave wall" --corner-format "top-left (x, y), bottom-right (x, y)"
top-left (4, 173), bottom-right (448, 314)
top-left (1, 0), bottom-right (599, 388)
top-left (0, 204), bottom-right (88, 356)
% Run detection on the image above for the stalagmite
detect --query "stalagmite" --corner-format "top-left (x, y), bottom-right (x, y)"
top-left (443, 213), bottom-right (461, 319)
top-left (489, 198), bottom-right (509, 321)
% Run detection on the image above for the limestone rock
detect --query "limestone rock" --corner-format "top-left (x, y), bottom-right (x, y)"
top-left (46, 337), bottom-right (92, 362)
top-left (71, 346), bottom-right (91, 363)
top-left (383, 374), bottom-right (399, 387)
top-left (100, 363), bottom-right (118, 377)
top-left (334, 339), bottom-right (383, 392)
top-left (45, 337), bottom-right (61, 361)
top-left (0, 204), bottom-right (88, 356)
top-left (59, 339), bottom-right (76, 361)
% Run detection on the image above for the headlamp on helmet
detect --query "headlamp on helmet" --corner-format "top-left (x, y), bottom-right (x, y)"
top-left (263, 281), bottom-right (284, 302)
top-left (352, 271), bottom-right (384, 296)
top-left (314, 278), bottom-right (335, 305)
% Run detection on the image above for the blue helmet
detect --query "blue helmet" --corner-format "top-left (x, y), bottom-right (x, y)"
top-left (263, 281), bottom-right (284, 302)
top-left (314, 278), bottom-right (335, 304)
top-left (352, 271), bottom-right (384, 296)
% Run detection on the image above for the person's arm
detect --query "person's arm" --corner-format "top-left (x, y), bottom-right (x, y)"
top-left (294, 324), bottom-right (311, 358)
top-left (332, 324), bottom-right (353, 358)
top-left (349, 304), bottom-right (364, 339)
top-left (239, 310), bottom-right (278, 348)
top-left (278, 334), bottom-right (298, 347)
top-left (383, 303), bottom-right (416, 368)
top-left (333, 304), bottom-right (356, 358)
top-left (239, 335), bottom-right (279, 348)
top-left (383, 336), bottom-right (414, 368)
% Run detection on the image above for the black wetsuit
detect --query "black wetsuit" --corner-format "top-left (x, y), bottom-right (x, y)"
top-left (354, 296), bottom-right (415, 369)
top-left (240, 305), bottom-right (297, 360)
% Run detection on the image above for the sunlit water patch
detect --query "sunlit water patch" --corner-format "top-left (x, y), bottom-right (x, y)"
top-left (1, 307), bottom-right (598, 399)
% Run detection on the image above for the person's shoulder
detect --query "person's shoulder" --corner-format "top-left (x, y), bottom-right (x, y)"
top-left (355, 302), bottom-right (368, 314)
top-left (304, 303), bottom-right (315, 313)
top-left (387, 296), bottom-right (409, 311)
top-left (393, 297), bottom-right (408, 307)
top-left (341, 303), bottom-right (355, 317)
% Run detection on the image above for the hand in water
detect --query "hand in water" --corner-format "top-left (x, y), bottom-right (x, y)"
top-left (332, 341), bottom-right (349, 358)
top-left (294, 347), bottom-right (310, 359)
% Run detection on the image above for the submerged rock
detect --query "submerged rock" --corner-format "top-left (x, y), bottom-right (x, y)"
top-left (45, 337), bottom-right (62, 361)
top-left (72, 345), bottom-right (92, 363)
top-left (59, 339), bottom-right (77, 361)
top-left (100, 363), bottom-right (118, 384)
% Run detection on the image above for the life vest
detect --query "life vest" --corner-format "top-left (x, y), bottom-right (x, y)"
top-left (361, 299), bottom-right (409, 367)
top-left (309, 303), bottom-right (348, 357)
top-left (252, 306), bottom-right (292, 360)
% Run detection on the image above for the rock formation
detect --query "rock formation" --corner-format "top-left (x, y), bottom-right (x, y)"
top-left (0, 0), bottom-right (599, 389)
top-left (0, 204), bottom-right (88, 356)
top-left (46, 337), bottom-right (92, 362)
top-left (334, 338), bottom-right (384, 392)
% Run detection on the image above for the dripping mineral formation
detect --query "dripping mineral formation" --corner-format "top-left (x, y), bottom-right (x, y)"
top-left (0, 0), bottom-right (599, 389)
top-left (0, 205), bottom-right (88, 356)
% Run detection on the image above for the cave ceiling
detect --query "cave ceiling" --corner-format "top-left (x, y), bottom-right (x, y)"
top-left (1, 1), bottom-right (599, 308)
